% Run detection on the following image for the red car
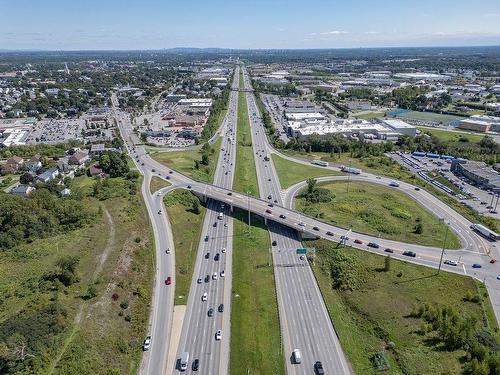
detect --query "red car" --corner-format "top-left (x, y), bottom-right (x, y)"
top-left (265, 209), bottom-right (272, 214)
top-left (354, 239), bottom-right (363, 244)
top-left (165, 277), bottom-right (172, 285)
top-left (490, 259), bottom-right (497, 264)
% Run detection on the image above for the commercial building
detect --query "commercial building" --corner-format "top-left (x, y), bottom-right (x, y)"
top-left (458, 115), bottom-right (500, 133)
top-left (451, 159), bottom-right (500, 191)
top-left (379, 119), bottom-right (417, 137)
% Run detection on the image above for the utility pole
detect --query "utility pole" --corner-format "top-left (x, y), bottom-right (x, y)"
top-left (247, 191), bottom-right (251, 234)
top-left (438, 219), bottom-right (449, 274)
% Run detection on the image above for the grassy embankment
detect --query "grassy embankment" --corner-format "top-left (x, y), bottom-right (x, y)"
top-left (0, 174), bottom-right (154, 375)
top-left (308, 238), bottom-right (499, 375)
top-left (296, 180), bottom-right (460, 249)
top-left (229, 71), bottom-right (284, 374)
top-left (271, 153), bottom-right (342, 189)
top-left (149, 176), bottom-right (170, 194)
top-left (163, 190), bottom-right (205, 305)
top-left (150, 137), bottom-right (222, 183)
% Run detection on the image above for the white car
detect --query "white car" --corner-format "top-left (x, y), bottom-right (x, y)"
top-left (212, 272), bottom-right (218, 280)
top-left (202, 293), bottom-right (207, 301)
top-left (298, 222), bottom-right (306, 227)
top-left (197, 278), bottom-right (202, 284)
top-left (215, 330), bottom-right (222, 340)
top-left (221, 247), bottom-right (226, 253)
top-left (166, 248), bottom-right (171, 254)
top-left (220, 270), bottom-right (225, 278)
top-left (444, 260), bottom-right (458, 266)
top-left (143, 336), bottom-right (151, 351)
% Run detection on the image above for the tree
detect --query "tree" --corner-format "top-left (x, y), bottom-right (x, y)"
top-left (414, 223), bottom-right (423, 234)
top-left (201, 152), bottom-right (209, 166)
top-left (384, 255), bottom-right (392, 272)
top-left (306, 178), bottom-right (317, 194)
top-left (192, 199), bottom-right (200, 215)
top-left (19, 173), bottom-right (34, 185)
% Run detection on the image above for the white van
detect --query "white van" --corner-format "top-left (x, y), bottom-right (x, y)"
top-left (180, 351), bottom-right (189, 371)
top-left (218, 212), bottom-right (223, 220)
top-left (292, 349), bottom-right (302, 364)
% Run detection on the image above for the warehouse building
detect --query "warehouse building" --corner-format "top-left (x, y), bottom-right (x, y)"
top-left (451, 159), bottom-right (500, 191)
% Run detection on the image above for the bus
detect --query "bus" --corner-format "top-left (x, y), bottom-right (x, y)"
top-left (471, 224), bottom-right (500, 241)
top-left (312, 160), bottom-right (329, 167)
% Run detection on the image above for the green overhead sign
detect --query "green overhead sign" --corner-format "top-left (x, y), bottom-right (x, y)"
top-left (296, 248), bottom-right (307, 255)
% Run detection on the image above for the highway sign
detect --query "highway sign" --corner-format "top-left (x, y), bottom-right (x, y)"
top-left (296, 248), bottom-right (307, 255)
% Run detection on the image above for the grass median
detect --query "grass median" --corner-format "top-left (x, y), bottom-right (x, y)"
top-left (234, 91), bottom-right (259, 196)
top-left (271, 153), bottom-right (342, 189)
top-left (163, 189), bottom-right (205, 305)
top-left (296, 180), bottom-right (461, 249)
top-left (308, 238), bottom-right (499, 375)
top-left (149, 175), bottom-right (170, 194)
top-left (229, 209), bottom-right (285, 375)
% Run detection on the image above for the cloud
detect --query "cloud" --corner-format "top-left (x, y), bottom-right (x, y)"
top-left (364, 31), bottom-right (379, 35)
top-left (309, 30), bottom-right (349, 36)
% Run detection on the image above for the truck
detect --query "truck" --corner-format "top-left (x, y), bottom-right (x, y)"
top-left (340, 165), bottom-right (361, 174)
top-left (471, 223), bottom-right (500, 241)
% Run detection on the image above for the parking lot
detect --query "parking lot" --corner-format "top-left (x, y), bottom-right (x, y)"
top-left (390, 151), bottom-right (499, 217)
top-left (25, 118), bottom-right (86, 144)
top-left (261, 94), bottom-right (290, 142)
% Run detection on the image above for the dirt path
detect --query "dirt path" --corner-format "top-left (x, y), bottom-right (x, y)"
top-left (46, 204), bottom-right (115, 375)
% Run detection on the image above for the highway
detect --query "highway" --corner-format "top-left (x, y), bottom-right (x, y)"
top-left (241, 66), bottom-right (353, 374)
top-left (173, 65), bottom-right (240, 374)
top-left (114, 67), bottom-right (499, 375)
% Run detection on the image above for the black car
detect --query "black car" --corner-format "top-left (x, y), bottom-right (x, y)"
top-left (213, 222), bottom-right (217, 227)
top-left (187, 185), bottom-right (192, 189)
top-left (279, 214), bottom-right (286, 219)
top-left (152, 169), bottom-right (155, 172)
top-left (367, 242), bottom-right (380, 248)
top-left (313, 226), bottom-right (320, 231)
top-left (218, 303), bottom-right (224, 312)
top-left (326, 231), bottom-right (333, 236)
top-left (268, 203), bottom-right (274, 207)
top-left (414, 187), bottom-right (420, 191)
top-left (166, 176), bottom-right (170, 180)
top-left (272, 240), bottom-right (277, 246)
top-left (204, 235), bottom-right (209, 242)
top-left (205, 275), bottom-right (210, 283)
top-left (208, 308), bottom-right (214, 317)
top-left (314, 361), bottom-right (324, 375)
top-left (214, 253), bottom-right (220, 261)
top-left (403, 251), bottom-right (417, 257)
top-left (169, 171), bottom-right (173, 174)
top-left (384, 248), bottom-right (394, 253)
top-left (227, 192), bottom-right (232, 196)
top-left (205, 252), bottom-right (210, 259)
top-left (192, 359), bottom-right (199, 371)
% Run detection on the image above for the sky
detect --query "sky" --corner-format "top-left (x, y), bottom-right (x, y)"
top-left (0, 0), bottom-right (499, 50)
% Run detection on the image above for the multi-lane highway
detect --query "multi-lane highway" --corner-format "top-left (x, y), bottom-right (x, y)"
top-left (173, 65), bottom-right (240, 374)
top-left (115, 65), bottom-right (499, 375)
top-left (241, 66), bottom-right (353, 374)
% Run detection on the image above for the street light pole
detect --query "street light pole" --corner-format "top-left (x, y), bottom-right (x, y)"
top-left (247, 191), bottom-right (251, 234)
top-left (438, 219), bottom-right (449, 274)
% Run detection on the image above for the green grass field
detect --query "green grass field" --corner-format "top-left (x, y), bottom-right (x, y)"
top-left (353, 111), bottom-right (386, 119)
top-left (393, 110), bottom-right (466, 125)
top-left (417, 126), bottom-right (486, 143)
top-left (149, 176), bottom-right (171, 194)
top-left (309, 238), bottom-right (499, 375)
top-left (234, 91), bottom-right (259, 196)
top-left (296, 181), bottom-right (460, 248)
top-left (0, 176), bottom-right (154, 375)
top-left (271, 153), bottom-right (342, 188)
top-left (163, 190), bottom-right (205, 305)
top-left (151, 137), bottom-right (222, 183)
top-left (229, 210), bottom-right (284, 375)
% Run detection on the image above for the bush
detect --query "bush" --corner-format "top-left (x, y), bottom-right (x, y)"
top-left (120, 300), bottom-right (129, 310)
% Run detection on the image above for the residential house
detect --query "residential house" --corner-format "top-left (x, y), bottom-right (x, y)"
top-left (25, 155), bottom-right (42, 173)
top-left (89, 165), bottom-right (105, 177)
top-left (36, 168), bottom-right (59, 183)
top-left (69, 150), bottom-right (90, 166)
top-left (2, 155), bottom-right (24, 174)
top-left (10, 184), bottom-right (36, 196)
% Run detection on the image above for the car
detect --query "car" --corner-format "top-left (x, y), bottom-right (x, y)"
top-left (215, 330), bottom-right (222, 340)
top-left (472, 263), bottom-right (482, 268)
top-left (279, 214), bottom-right (286, 219)
top-left (313, 226), bottom-right (320, 231)
top-left (292, 349), bottom-right (302, 364)
top-left (204, 235), bottom-right (209, 242)
top-left (214, 253), bottom-right (220, 261)
top-left (208, 308), bottom-right (214, 317)
top-left (314, 361), bottom-right (324, 375)
top-left (166, 176), bottom-right (171, 180)
top-left (268, 178), bottom-right (271, 181)
top-left (402, 251), bottom-right (416, 257)
top-left (152, 169), bottom-right (156, 172)
top-left (213, 222), bottom-right (218, 227)
top-left (444, 260), bottom-right (458, 266)
top-left (205, 252), bottom-right (210, 259)
top-left (354, 239), bottom-right (363, 244)
top-left (326, 231), bottom-right (333, 236)
top-left (340, 235), bottom-right (349, 241)
top-left (192, 359), bottom-right (199, 371)
top-left (218, 303), bottom-right (224, 312)
top-left (165, 277), bottom-right (172, 285)
top-left (298, 222), bottom-right (306, 227)
top-left (497, 275), bottom-right (500, 280)
top-left (166, 248), bottom-right (171, 254)
top-left (205, 275), bottom-right (210, 283)
top-left (272, 240), bottom-right (277, 246)
top-left (197, 278), bottom-right (202, 284)
top-left (384, 248), bottom-right (394, 253)
top-left (267, 194), bottom-right (272, 199)
top-left (187, 185), bottom-right (192, 189)
top-left (142, 336), bottom-right (152, 351)
top-left (227, 192), bottom-right (232, 196)
top-left (490, 259), bottom-right (497, 264)
top-left (220, 270), bottom-right (225, 277)
top-left (201, 293), bottom-right (207, 301)
top-left (158, 210), bottom-right (162, 215)
top-left (141, 162), bottom-right (145, 166)
top-left (212, 272), bottom-right (218, 280)
top-left (266, 209), bottom-right (272, 214)
top-left (268, 203), bottom-right (274, 207)
top-left (274, 199), bottom-right (278, 203)
top-left (221, 247), bottom-right (226, 253)
top-left (300, 255), bottom-right (305, 260)
top-left (367, 242), bottom-right (380, 248)
top-left (169, 171), bottom-right (173, 174)
top-left (414, 187), bottom-right (420, 191)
